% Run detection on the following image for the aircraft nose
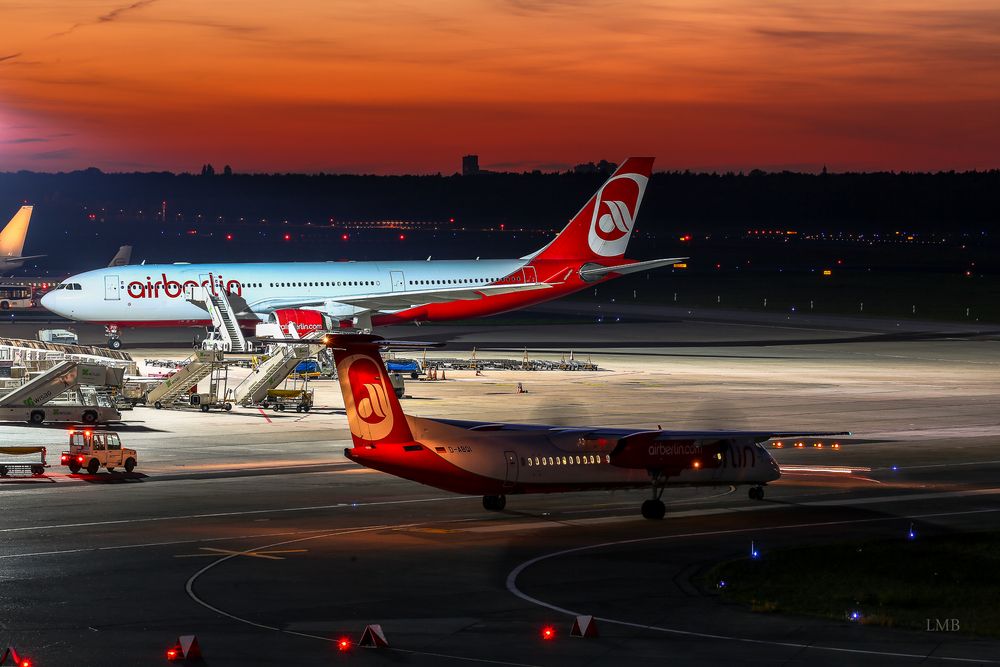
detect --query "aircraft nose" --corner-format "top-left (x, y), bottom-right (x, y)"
top-left (40, 290), bottom-right (64, 315)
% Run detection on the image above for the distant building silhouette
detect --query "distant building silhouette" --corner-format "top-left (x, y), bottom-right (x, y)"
top-left (573, 160), bottom-right (615, 175)
top-left (462, 155), bottom-right (480, 176)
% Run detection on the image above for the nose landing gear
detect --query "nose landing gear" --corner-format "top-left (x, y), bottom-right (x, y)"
top-left (105, 325), bottom-right (122, 350)
top-left (749, 486), bottom-right (765, 501)
top-left (641, 470), bottom-right (668, 520)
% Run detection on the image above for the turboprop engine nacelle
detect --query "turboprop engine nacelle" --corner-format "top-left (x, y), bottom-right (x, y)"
top-left (610, 433), bottom-right (728, 474)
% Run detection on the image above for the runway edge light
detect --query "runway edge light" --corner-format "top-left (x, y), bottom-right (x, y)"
top-left (570, 615), bottom-right (599, 638)
top-left (359, 625), bottom-right (389, 649)
top-left (166, 635), bottom-right (201, 661)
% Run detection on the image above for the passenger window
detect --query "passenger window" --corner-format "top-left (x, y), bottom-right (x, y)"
top-left (575, 456), bottom-right (581, 464)
top-left (526, 458), bottom-right (532, 467)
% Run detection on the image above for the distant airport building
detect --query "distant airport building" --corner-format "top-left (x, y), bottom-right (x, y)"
top-left (462, 155), bottom-right (480, 176)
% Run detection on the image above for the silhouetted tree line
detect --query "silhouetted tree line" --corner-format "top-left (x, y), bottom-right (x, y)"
top-left (2, 167), bottom-right (998, 233)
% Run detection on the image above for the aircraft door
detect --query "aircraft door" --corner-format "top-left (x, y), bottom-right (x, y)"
top-left (522, 266), bottom-right (537, 284)
top-left (104, 275), bottom-right (120, 301)
top-left (390, 271), bottom-right (406, 292)
top-left (503, 450), bottom-right (518, 490)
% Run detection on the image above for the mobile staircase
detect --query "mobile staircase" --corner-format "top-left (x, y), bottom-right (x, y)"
top-left (146, 350), bottom-right (223, 409)
top-left (204, 288), bottom-right (248, 352)
top-left (0, 361), bottom-right (125, 424)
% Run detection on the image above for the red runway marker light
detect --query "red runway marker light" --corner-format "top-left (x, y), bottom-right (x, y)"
top-left (283, 233), bottom-right (291, 241)
top-left (166, 646), bottom-right (180, 661)
top-left (399, 234), bottom-right (406, 240)
top-left (337, 637), bottom-right (351, 652)
top-left (541, 626), bottom-right (555, 640)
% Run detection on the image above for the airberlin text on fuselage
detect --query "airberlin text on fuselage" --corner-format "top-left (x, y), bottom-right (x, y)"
top-left (125, 273), bottom-right (243, 299)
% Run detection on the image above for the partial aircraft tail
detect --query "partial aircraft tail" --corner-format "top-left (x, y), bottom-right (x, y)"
top-left (328, 334), bottom-right (415, 447)
top-left (0, 205), bottom-right (33, 258)
top-left (528, 157), bottom-right (654, 262)
top-left (108, 245), bottom-right (133, 267)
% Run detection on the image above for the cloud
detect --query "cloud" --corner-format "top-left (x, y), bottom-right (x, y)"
top-left (1, 137), bottom-right (48, 144)
top-left (30, 148), bottom-right (79, 160)
top-left (49, 0), bottom-right (160, 38)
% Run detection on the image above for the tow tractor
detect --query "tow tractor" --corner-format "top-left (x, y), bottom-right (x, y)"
top-left (60, 428), bottom-right (137, 474)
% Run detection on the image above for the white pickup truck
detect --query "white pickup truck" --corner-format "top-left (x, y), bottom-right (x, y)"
top-left (60, 429), bottom-right (137, 474)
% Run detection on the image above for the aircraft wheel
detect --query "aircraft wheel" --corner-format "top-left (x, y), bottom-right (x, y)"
top-left (482, 495), bottom-right (506, 511)
top-left (86, 459), bottom-right (100, 475)
top-left (68, 461), bottom-right (81, 474)
top-left (109, 337), bottom-right (122, 350)
top-left (124, 458), bottom-right (136, 473)
top-left (749, 486), bottom-right (764, 500)
top-left (641, 499), bottom-right (666, 520)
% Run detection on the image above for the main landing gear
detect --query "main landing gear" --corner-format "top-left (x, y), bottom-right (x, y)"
top-left (105, 325), bottom-right (123, 350)
top-left (748, 486), bottom-right (766, 501)
top-left (641, 470), bottom-right (667, 520)
top-left (482, 495), bottom-right (506, 511)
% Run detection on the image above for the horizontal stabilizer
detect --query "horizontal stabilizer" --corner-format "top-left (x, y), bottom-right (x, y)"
top-left (578, 257), bottom-right (687, 281)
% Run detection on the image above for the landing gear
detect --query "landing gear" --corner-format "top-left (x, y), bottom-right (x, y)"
top-left (105, 325), bottom-right (122, 350)
top-left (641, 470), bottom-right (668, 520)
top-left (641, 499), bottom-right (666, 520)
top-left (749, 486), bottom-right (765, 501)
top-left (483, 495), bottom-right (506, 511)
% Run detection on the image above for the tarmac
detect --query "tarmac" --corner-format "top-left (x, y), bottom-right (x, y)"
top-left (2, 305), bottom-right (1000, 666)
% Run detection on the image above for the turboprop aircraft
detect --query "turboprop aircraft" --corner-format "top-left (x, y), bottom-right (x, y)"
top-left (327, 333), bottom-right (848, 519)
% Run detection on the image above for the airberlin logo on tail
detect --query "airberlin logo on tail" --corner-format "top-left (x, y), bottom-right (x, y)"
top-left (340, 354), bottom-right (394, 441)
top-left (587, 173), bottom-right (648, 257)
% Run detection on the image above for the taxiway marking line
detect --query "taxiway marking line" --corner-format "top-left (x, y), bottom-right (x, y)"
top-left (258, 408), bottom-right (272, 423)
top-left (185, 524), bottom-right (541, 667)
top-left (175, 547), bottom-right (307, 560)
top-left (0, 494), bottom-right (471, 534)
top-left (505, 507), bottom-right (1000, 664)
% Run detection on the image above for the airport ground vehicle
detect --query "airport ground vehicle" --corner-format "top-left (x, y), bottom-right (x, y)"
top-left (189, 392), bottom-right (233, 412)
top-left (0, 284), bottom-right (33, 310)
top-left (261, 388), bottom-right (313, 412)
top-left (60, 429), bottom-right (137, 474)
top-left (290, 359), bottom-right (322, 379)
top-left (37, 329), bottom-right (79, 345)
top-left (0, 446), bottom-right (48, 476)
top-left (1, 403), bottom-right (121, 425)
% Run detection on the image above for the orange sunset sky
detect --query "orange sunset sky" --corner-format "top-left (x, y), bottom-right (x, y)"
top-left (1, 1), bottom-right (999, 174)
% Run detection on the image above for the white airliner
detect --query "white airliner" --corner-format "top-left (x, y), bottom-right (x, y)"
top-left (327, 333), bottom-right (847, 518)
top-left (0, 205), bottom-right (44, 272)
top-left (41, 158), bottom-right (685, 348)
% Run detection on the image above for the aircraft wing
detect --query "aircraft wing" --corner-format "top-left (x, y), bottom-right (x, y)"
top-left (244, 281), bottom-right (554, 314)
top-left (429, 418), bottom-right (849, 443)
top-left (0, 254), bottom-right (45, 264)
top-left (578, 257), bottom-right (687, 281)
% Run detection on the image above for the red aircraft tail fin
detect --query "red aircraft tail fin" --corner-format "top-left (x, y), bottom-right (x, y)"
top-left (529, 157), bottom-right (654, 263)
top-left (327, 334), bottom-right (414, 447)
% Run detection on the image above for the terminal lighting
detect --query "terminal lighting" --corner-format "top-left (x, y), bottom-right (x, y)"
top-left (717, 580), bottom-right (727, 589)
top-left (908, 523), bottom-right (916, 540)
top-left (822, 269), bottom-right (832, 276)
top-left (750, 541), bottom-right (760, 559)
top-left (848, 610), bottom-right (863, 622)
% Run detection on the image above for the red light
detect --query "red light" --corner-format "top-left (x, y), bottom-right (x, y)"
top-left (399, 234), bottom-right (406, 240)
top-left (679, 234), bottom-right (692, 242)
top-left (20, 660), bottom-right (31, 667)
top-left (341, 233), bottom-right (349, 240)
top-left (449, 217), bottom-right (455, 223)
top-left (541, 626), bottom-right (555, 640)
top-left (337, 637), bottom-right (351, 651)
top-left (283, 233), bottom-right (291, 241)
top-left (166, 647), bottom-right (179, 660)
top-left (77, 456), bottom-right (84, 462)
top-left (225, 233), bottom-right (233, 241)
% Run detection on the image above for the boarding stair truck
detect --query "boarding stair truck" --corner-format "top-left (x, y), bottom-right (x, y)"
top-left (0, 361), bottom-right (124, 424)
top-left (146, 350), bottom-right (222, 409)
top-left (0, 446), bottom-right (48, 477)
top-left (233, 336), bottom-right (325, 408)
top-left (60, 429), bottom-right (137, 474)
